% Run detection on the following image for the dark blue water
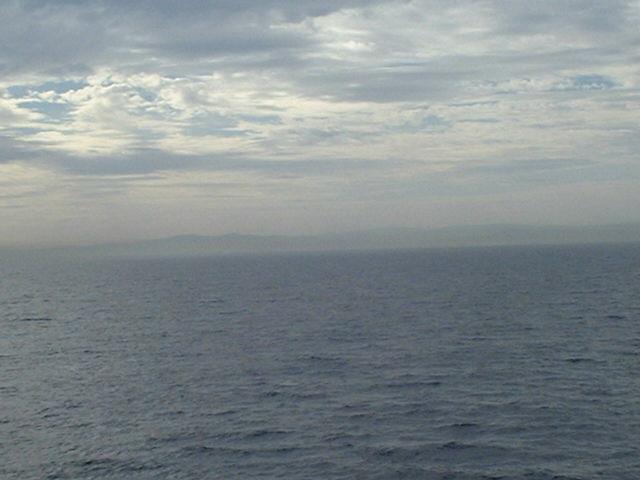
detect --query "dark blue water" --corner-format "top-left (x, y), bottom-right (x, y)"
top-left (2, 244), bottom-right (640, 479)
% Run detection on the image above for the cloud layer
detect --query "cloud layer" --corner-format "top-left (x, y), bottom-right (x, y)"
top-left (1, 0), bottom-right (639, 244)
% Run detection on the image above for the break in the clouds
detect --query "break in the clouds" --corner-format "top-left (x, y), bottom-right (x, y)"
top-left (0, 0), bottom-right (639, 245)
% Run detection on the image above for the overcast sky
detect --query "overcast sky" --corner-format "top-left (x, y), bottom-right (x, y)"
top-left (1, 0), bottom-right (639, 245)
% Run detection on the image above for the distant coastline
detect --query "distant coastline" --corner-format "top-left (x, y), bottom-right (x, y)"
top-left (8, 222), bottom-right (640, 257)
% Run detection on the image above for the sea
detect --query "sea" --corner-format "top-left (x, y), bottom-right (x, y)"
top-left (2, 243), bottom-right (640, 479)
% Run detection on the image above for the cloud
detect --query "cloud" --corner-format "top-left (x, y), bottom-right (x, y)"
top-left (0, 0), bottom-right (392, 78)
top-left (0, 0), bottom-right (639, 243)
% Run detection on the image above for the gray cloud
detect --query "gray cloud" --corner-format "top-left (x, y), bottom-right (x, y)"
top-left (2, 0), bottom-right (637, 104)
top-left (0, 135), bottom-right (402, 178)
top-left (488, 0), bottom-right (634, 36)
top-left (0, 0), bottom-right (391, 76)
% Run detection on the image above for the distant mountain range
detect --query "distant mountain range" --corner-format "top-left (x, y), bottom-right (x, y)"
top-left (67, 223), bottom-right (640, 256)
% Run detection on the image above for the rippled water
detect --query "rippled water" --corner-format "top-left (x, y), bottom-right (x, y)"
top-left (2, 243), bottom-right (640, 479)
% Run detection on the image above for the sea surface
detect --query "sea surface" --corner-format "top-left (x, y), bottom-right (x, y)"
top-left (2, 243), bottom-right (640, 479)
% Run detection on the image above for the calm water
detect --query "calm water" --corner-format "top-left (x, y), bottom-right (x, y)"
top-left (2, 244), bottom-right (640, 479)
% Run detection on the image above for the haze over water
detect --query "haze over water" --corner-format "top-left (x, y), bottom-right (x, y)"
top-left (2, 243), bottom-right (640, 479)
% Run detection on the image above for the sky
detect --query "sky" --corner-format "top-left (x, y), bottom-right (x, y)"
top-left (0, 0), bottom-right (639, 246)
